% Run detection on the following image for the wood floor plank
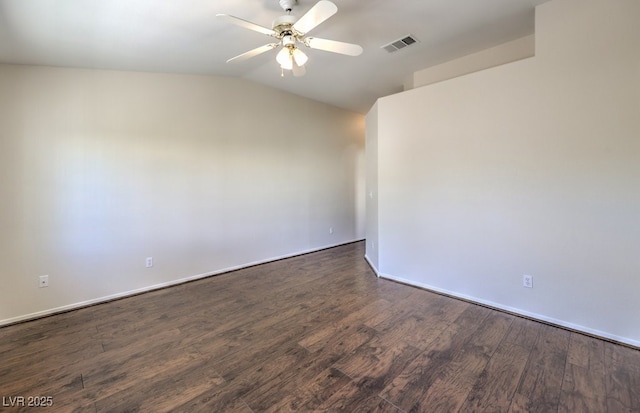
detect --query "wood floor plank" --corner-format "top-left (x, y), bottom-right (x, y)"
top-left (246, 309), bottom-right (396, 410)
top-left (93, 354), bottom-right (225, 412)
top-left (558, 364), bottom-right (607, 413)
top-left (213, 290), bottom-right (368, 348)
top-left (262, 367), bottom-right (352, 412)
top-left (566, 331), bottom-right (605, 372)
top-left (297, 299), bottom-right (392, 352)
top-left (167, 383), bottom-right (255, 413)
top-left (378, 304), bottom-right (493, 411)
top-left (605, 341), bottom-right (640, 412)
top-left (332, 335), bottom-right (422, 393)
top-left (303, 335), bottom-right (420, 411)
top-left (314, 381), bottom-right (402, 412)
top-left (213, 340), bottom-right (310, 384)
top-left (558, 333), bottom-right (606, 413)
top-left (1, 241), bottom-right (638, 412)
top-left (408, 311), bottom-right (514, 412)
top-left (52, 345), bottom-right (209, 409)
top-left (502, 316), bottom-right (543, 350)
top-left (378, 299), bottom-right (470, 351)
top-left (461, 340), bottom-right (532, 412)
top-left (0, 341), bottom-right (103, 391)
top-left (364, 289), bottom-right (446, 329)
top-left (509, 324), bottom-right (571, 412)
top-left (0, 323), bottom-right (100, 366)
top-left (241, 322), bottom-right (375, 412)
top-left (1, 370), bottom-right (84, 409)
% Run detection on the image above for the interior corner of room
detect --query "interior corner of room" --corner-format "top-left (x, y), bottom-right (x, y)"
top-left (366, 0), bottom-right (640, 347)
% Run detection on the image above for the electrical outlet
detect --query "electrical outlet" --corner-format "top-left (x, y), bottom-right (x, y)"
top-left (329, 227), bottom-right (334, 234)
top-left (39, 275), bottom-right (49, 288)
top-left (146, 257), bottom-right (153, 268)
top-left (523, 274), bottom-right (533, 288)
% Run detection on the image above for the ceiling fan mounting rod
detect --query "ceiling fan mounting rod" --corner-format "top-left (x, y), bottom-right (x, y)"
top-left (279, 0), bottom-right (296, 13)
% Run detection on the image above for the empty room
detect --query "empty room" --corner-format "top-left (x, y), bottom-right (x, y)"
top-left (1, 0), bottom-right (639, 411)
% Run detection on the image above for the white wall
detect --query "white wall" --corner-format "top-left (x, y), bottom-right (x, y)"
top-left (0, 65), bottom-right (365, 324)
top-left (364, 102), bottom-right (379, 271)
top-left (405, 34), bottom-right (535, 90)
top-left (370, 0), bottom-right (640, 346)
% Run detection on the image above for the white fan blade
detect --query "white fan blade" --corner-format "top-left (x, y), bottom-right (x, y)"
top-left (292, 0), bottom-right (337, 35)
top-left (305, 37), bottom-right (363, 56)
top-left (216, 14), bottom-right (276, 36)
top-left (292, 61), bottom-right (306, 77)
top-left (227, 44), bottom-right (279, 63)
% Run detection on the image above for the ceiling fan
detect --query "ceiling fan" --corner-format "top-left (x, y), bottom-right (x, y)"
top-left (217, 0), bottom-right (363, 77)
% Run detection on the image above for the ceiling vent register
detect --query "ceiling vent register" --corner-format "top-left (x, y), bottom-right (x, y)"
top-left (381, 35), bottom-right (418, 53)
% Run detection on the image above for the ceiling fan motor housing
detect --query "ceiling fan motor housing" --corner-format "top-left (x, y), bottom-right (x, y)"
top-left (272, 15), bottom-right (297, 37)
top-left (282, 35), bottom-right (295, 47)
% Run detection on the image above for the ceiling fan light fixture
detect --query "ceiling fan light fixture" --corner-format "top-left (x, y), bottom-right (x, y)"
top-left (276, 47), bottom-right (294, 70)
top-left (292, 48), bottom-right (308, 66)
top-left (292, 60), bottom-right (306, 77)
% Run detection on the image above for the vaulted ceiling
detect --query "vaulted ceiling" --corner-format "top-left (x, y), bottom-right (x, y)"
top-left (0, 0), bottom-right (550, 113)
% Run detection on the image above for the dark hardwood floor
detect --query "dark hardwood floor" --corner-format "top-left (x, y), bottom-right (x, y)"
top-left (1, 241), bottom-right (639, 412)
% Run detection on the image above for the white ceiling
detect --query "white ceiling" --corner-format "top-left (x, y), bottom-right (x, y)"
top-left (0, 0), bottom-right (549, 114)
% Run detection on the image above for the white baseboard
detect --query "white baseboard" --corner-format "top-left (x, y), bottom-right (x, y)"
top-left (0, 239), bottom-right (364, 328)
top-left (364, 254), bottom-right (380, 277)
top-left (379, 272), bottom-right (640, 349)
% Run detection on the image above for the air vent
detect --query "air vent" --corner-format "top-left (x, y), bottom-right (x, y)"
top-left (381, 35), bottom-right (419, 53)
